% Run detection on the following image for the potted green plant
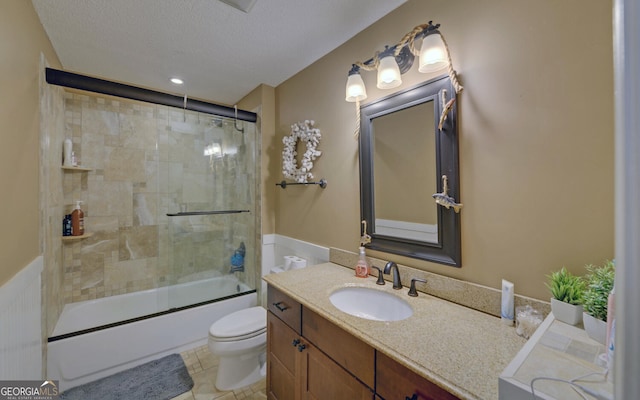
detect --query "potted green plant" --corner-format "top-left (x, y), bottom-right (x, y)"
top-left (546, 267), bottom-right (585, 325)
top-left (582, 260), bottom-right (615, 344)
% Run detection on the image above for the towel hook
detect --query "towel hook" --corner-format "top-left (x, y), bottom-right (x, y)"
top-left (361, 220), bottom-right (372, 246)
top-left (233, 105), bottom-right (245, 133)
top-left (432, 175), bottom-right (463, 213)
top-left (183, 94), bottom-right (188, 122)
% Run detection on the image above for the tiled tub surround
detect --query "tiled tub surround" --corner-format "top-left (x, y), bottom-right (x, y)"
top-left (263, 263), bottom-right (527, 400)
top-left (59, 91), bottom-right (258, 305)
top-left (39, 56), bottom-right (67, 347)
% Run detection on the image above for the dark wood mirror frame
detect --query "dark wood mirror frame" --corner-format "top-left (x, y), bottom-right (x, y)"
top-left (359, 75), bottom-right (461, 267)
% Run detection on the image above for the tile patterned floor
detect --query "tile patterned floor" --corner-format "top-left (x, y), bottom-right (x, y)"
top-left (171, 345), bottom-right (266, 400)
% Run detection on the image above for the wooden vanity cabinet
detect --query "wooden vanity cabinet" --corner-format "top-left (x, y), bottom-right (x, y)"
top-left (267, 286), bottom-right (301, 400)
top-left (267, 285), bottom-right (373, 400)
top-left (302, 307), bottom-right (375, 388)
top-left (376, 352), bottom-right (460, 400)
top-left (267, 312), bottom-right (298, 400)
top-left (301, 338), bottom-right (373, 399)
top-left (267, 285), bottom-right (458, 400)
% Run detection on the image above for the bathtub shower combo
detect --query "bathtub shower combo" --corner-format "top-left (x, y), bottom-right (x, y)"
top-left (47, 87), bottom-right (260, 391)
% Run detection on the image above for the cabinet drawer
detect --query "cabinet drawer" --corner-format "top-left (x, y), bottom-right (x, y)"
top-left (376, 352), bottom-right (460, 400)
top-left (302, 307), bottom-right (375, 389)
top-left (267, 285), bottom-right (302, 334)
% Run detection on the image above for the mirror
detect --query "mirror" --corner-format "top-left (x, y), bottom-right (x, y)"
top-left (372, 101), bottom-right (438, 243)
top-left (359, 75), bottom-right (461, 266)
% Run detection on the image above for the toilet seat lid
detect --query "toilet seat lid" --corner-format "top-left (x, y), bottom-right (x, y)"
top-left (209, 306), bottom-right (266, 339)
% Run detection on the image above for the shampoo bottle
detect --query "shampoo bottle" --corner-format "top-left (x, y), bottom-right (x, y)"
top-left (355, 246), bottom-right (370, 278)
top-left (71, 201), bottom-right (84, 236)
top-left (63, 214), bottom-right (72, 236)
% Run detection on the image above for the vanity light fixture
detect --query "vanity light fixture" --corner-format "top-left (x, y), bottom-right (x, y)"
top-left (376, 46), bottom-right (403, 89)
top-left (419, 33), bottom-right (448, 72)
top-left (346, 21), bottom-right (463, 138)
top-left (345, 68), bottom-right (367, 102)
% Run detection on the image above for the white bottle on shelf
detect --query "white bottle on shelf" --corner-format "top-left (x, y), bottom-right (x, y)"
top-left (63, 138), bottom-right (73, 166)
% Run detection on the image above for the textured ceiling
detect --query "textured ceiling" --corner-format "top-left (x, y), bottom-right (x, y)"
top-left (32, 0), bottom-right (407, 105)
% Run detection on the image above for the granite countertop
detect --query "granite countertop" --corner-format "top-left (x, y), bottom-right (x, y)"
top-left (263, 263), bottom-right (526, 400)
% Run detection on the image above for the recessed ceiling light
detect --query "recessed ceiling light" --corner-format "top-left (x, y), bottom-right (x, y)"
top-left (170, 78), bottom-right (184, 85)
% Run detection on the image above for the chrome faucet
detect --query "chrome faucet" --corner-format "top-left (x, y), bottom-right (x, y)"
top-left (383, 261), bottom-right (402, 289)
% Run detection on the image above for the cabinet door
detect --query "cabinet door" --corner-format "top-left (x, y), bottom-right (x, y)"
top-left (302, 307), bottom-right (375, 388)
top-left (301, 340), bottom-right (373, 400)
top-left (267, 311), bottom-right (300, 400)
top-left (376, 352), bottom-right (460, 400)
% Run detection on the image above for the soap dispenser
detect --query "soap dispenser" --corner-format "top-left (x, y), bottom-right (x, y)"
top-left (71, 201), bottom-right (84, 236)
top-left (355, 246), bottom-right (370, 278)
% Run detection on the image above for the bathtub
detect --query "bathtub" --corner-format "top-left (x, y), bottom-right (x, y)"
top-left (47, 275), bottom-right (257, 391)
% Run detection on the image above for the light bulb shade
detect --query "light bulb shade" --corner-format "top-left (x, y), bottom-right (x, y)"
top-left (418, 33), bottom-right (448, 73)
top-left (345, 72), bottom-right (367, 102)
top-left (377, 55), bottom-right (402, 89)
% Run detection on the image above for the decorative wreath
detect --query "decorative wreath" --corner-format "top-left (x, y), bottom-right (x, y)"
top-left (282, 120), bottom-right (322, 183)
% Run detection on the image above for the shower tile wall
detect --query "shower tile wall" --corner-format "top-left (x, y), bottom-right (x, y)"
top-left (39, 57), bottom-right (66, 342)
top-left (60, 92), bottom-right (257, 304)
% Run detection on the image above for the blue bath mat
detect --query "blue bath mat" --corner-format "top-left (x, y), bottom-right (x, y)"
top-left (60, 353), bottom-right (193, 400)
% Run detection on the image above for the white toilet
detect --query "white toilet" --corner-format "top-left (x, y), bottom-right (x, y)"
top-left (208, 306), bottom-right (267, 391)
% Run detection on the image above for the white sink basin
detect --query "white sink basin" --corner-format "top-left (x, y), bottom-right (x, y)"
top-left (329, 286), bottom-right (413, 321)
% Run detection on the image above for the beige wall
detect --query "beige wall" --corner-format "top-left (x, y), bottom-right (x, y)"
top-left (274, 0), bottom-right (614, 300)
top-left (0, 0), bottom-right (614, 301)
top-left (238, 84), bottom-right (277, 235)
top-left (0, 0), bottom-right (61, 285)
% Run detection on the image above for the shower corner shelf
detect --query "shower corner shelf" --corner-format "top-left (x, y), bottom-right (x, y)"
top-left (61, 165), bottom-right (93, 172)
top-left (62, 232), bottom-right (94, 241)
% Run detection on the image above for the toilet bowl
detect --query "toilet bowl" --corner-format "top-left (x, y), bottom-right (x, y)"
top-left (208, 306), bottom-right (267, 391)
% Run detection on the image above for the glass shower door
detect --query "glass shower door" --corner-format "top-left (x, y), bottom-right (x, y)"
top-left (164, 110), bottom-right (258, 309)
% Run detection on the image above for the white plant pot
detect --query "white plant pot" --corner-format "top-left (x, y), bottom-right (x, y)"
top-left (583, 312), bottom-right (607, 345)
top-left (550, 298), bottom-right (583, 325)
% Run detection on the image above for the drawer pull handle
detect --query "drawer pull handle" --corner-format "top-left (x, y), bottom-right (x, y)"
top-left (406, 395), bottom-right (418, 400)
top-left (292, 339), bottom-right (300, 347)
top-left (273, 302), bottom-right (288, 312)
top-left (297, 344), bottom-right (306, 352)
